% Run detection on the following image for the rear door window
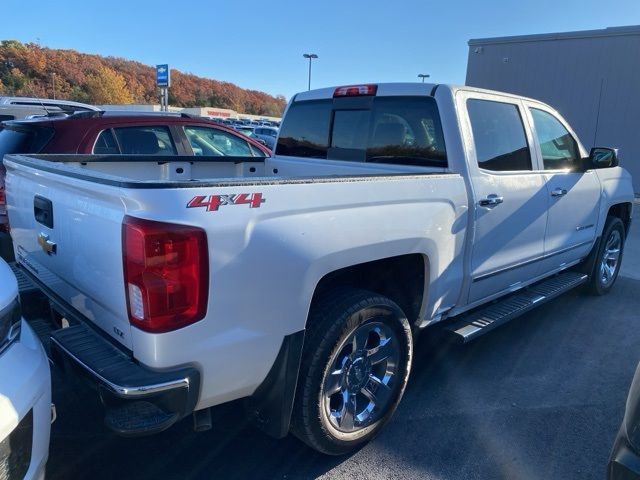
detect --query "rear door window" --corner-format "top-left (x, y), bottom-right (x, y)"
top-left (93, 129), bottom-right (120, 154)
top-left (113, 126), bottom-right (177, 155)
top-left (276, 96), bottom-right (447, 167)
top-left (467, 99), bottom-right (532, 172)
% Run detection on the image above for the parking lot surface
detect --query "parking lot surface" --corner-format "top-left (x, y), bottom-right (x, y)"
top-left (47, 203), bottom-right (640, 480)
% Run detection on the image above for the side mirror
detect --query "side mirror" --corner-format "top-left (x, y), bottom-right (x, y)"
top-left (588, 147), bottom-right (619, 169)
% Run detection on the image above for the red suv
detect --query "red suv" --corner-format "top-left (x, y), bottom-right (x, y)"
top-left (0, 111), bottom-right (271, 260)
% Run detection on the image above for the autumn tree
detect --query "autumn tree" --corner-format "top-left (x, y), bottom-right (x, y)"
top-left (83, 66), bottom-right (133, 104)
top-left (0, 40), bottom-right (286, 115)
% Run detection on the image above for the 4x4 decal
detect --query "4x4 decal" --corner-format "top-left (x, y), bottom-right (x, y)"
top-left (187, 193), bottom-right (265, 212)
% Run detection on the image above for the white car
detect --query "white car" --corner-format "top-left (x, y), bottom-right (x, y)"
top-left (0, 259), bottom-right (51, 479)
top-left (4, 83), bottom-right (634, 455)
top-left (0, 96), bottom-right (99, 121)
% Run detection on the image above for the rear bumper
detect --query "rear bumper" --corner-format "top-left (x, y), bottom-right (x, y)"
top-left (51, 322), bottom-right (201, 436)
top-left (17, 263), bottom-right (201, 436)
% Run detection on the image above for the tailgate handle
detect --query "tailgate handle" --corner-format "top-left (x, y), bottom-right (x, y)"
top-left (34, 195), bottom-right (54, 228)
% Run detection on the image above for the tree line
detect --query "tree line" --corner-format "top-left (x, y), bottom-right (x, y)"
top-left (0, 40), bottom-right (287, 116)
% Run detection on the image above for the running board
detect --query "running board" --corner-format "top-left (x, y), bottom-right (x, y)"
top-left (445, 272), bottom-right (588, 343)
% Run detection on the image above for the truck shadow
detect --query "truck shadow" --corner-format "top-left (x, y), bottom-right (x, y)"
top-left (46, 276), bottom-right (640, 480)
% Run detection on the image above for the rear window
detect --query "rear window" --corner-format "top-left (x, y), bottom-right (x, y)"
top-left (276, 96), bottom-right (447, 168)
top-left (0, 124), bottom-right (54, 196)
top-left (0, 125), bottom-right (54, 158)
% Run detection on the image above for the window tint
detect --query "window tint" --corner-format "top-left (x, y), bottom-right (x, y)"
top-left (467, 99), bottom-right (531, 171)
top-left (331, 110), bottom-right (369, 150)
top-left (93, 129), bottom-right (119, 154)
top-left (113, 126), bottom-right (177, 155)
top-left (0, 125), bottom-right (53, 157)
top-left (366, 97), bottom-right (446, 167)
top-left (276, 101), bottom-right (332, 158)
top-left (184, 126), bottom-right (254, 156)
top-left (276, 96), bottom-right (447, 167)
top-left (530, 108), bottom-right (580, 170)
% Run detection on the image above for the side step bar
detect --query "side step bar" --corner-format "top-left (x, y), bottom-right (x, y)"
top-left (444, 271), bottom-right (588, 343)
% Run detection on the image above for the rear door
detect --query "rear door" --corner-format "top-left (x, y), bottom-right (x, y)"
top-left (523, 103), bottom-right (600, 272)
top-left (458, 91), bottom-right (549, 304)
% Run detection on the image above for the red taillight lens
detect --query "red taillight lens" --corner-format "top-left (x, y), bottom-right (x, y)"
top-left (122, 216), bottom-right (209, 333)
top-left (333, 84), bottom-right (378, 97)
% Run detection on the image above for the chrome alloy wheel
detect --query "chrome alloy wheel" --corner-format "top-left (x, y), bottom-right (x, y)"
top-left (321, 321), bottom-right (400, 433)
top-left (600, 229), bottom-right (622, 287)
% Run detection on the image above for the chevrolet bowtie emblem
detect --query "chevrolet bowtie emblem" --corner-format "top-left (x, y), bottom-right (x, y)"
top-left (37, 232), bottom-right (57, 255)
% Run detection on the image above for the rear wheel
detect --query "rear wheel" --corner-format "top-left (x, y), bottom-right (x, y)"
top-left (291, 288), bottom-right (412, 455)
top-left (588, 216), bottom-right (625, 295)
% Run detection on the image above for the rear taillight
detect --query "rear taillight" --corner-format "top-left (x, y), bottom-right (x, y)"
top-left (122, 216), bottom-right (209, 333)
top-left (333, 84), bottom-right (378, 97)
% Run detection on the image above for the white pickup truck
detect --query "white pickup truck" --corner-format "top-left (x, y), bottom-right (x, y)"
top-left (3, 83), bottom-right (634, 455)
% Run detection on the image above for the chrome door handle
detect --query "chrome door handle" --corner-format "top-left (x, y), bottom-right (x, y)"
top-left (479, 194), bottom-right (504, 207)
top-left (551, 188), bottom-right (568, 197)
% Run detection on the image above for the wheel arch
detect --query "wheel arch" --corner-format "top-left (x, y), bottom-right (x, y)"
top-left (607, 202), bottom-right (633, 239)
top-left (245, 253), bottom-right (430, 439)
top-left (308, 253), bottom-right (430, 329)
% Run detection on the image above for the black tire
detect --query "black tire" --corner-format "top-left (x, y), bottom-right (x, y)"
top-left (291, 288), bottom-right (413, 455)
top-left (588, 216), bottom-right (625, 295)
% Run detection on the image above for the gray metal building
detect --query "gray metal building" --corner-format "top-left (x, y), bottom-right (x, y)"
top-left (466, 25), bottom-right (640, 193)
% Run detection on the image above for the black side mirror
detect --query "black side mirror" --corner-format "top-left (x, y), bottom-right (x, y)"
top-left (587, 147), bottom-right (619, 169)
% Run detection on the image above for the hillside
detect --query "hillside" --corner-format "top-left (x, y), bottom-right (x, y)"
top-left (0, 40), bottom-right (286, 116)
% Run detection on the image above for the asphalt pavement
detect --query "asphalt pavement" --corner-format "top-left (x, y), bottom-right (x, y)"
top-left (46, 203), bottom-right (640, 480)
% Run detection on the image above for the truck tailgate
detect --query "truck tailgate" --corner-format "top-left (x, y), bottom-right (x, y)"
top-left (5, 159), bottom-right (132, 349)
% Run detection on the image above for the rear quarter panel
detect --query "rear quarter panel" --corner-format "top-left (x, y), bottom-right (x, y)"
top-left (126, 174), bottom-right (468, 407)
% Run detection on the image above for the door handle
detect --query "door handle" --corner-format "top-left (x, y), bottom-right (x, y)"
top-left (479, 194), bottom-right (504, 207)
top-left (551, 188), bottom-right (568, 197)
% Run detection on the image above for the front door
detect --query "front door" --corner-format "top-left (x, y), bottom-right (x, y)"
top-left (525, 105), bottom-right (600, 272)
top-left (462, 94), bottom-right (550, 304)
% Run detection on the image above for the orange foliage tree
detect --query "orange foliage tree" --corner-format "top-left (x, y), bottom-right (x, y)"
top-left (0, 40), bottom-right (286, 115)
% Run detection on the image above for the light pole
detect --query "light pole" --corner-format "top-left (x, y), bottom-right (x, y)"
top-left (417, 73), bottom-right (430, 83)
top-left (303, 53), bottom-right (318, 91)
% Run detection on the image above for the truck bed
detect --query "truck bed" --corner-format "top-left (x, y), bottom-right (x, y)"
top-left (4, 153), bottom-right (467, 408)
top-left (10, 153), bottom-right (450, 185)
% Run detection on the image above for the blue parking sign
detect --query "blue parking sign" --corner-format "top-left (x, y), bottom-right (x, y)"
top-left (156, 64), bottom-right (170, 87)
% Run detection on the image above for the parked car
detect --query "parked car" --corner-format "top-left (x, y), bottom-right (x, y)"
top-left (253, 127), bottom-right (278, 149)
top-left (233, 125), bottom-right (274, 148)
top-left (251, 129), bottom-right (277, 149)
top-left (0, 111), bottom-right (271, 261)
top-left (254, 127), bottom-right (278, 138)
top-left (0, 96), bottom-right (99, 121)
top-left (0, 257), bottom-right (52, 479)
top-left (3, 83), bottom-right (634, 455)
top-left (609, 362), bottom-right (640, 479)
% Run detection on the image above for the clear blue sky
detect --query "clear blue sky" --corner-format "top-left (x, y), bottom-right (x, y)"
top-left (3, 0), bottom-right (639, 100)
